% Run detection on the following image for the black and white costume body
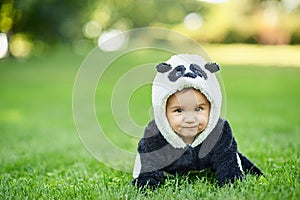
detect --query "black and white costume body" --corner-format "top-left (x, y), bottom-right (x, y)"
top-left (132, 54), bottom-right (263, 188)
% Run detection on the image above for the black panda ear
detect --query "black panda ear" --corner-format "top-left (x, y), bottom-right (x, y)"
top-left (205, 62), bottom-right (220, 73)
top-left (156, 63), bottom-right (172, 73)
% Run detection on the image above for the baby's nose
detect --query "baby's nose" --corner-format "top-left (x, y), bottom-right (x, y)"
top-left (183, 112), bottom-right (196, 123)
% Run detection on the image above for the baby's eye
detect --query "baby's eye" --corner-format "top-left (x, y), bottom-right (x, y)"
top-left (175, 108), bottom-right (183, 113)
top-left (195, 107), bottom-right (202, 112)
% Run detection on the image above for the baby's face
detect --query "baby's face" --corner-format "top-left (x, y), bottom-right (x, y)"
top-left (166, 88), bottom-right (210, 144)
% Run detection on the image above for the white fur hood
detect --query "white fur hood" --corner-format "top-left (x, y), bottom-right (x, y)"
top-left (152, 54), bottom-right (222, 148)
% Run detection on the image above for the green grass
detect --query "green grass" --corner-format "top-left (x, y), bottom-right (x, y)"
top-left (0, 46), bottom-right (299, 199)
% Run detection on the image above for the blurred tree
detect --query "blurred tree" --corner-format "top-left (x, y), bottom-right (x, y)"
top-left (0, 0), bottom-right (90, 56)
top-left (0, 0), bottom-right (299, 58)
top-left (85, 0), bottom-right (208, 30)
top-left (13, 0), bottom-right (87, 43)
top-left (0, 0), bottom-right (19, 33)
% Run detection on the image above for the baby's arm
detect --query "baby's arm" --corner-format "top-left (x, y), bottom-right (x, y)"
top-left (132, 120), bottom-right (168, 189)
top-left (132, 154), bottom-right (164, 189)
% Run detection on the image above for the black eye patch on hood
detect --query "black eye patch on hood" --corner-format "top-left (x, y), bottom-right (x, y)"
top-left (190, 64), bottom-right (207, 80)
top-left (168, 65), bottom-right (186, 82)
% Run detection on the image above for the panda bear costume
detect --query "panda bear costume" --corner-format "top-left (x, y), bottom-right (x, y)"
top-left (132, 54), bottom-right (263, 189)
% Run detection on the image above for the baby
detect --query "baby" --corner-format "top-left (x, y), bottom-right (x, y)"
top-left (132, 54), bottom-right (263, 189)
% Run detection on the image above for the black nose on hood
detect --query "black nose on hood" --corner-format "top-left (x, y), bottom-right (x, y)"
top-left (168, 64), bottom-right (208, 82)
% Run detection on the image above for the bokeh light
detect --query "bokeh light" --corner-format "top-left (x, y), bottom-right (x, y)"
top-left (282, 0), bottom-right (300, 11)
top-left (184, 13), bottom-right (203, 31)
top-left (83, 20), bottom-right (102, 39)
top-left (98, 30), bottom-right (126, 52)
top-left (9, 34), bottom-right (32, 58)
top-left (0, 33), bottom-right (8, 59)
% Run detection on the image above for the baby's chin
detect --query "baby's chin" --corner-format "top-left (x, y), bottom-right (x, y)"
top-left (178, 127), bottom-right (199, 136)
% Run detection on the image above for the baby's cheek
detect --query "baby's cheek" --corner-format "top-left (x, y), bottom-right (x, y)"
top-left (174, 117), bottom-right (183, 126)
top-left (199, 115), bottom-right (208, 125)
top-left (169, 115), bottom-right (181, 128)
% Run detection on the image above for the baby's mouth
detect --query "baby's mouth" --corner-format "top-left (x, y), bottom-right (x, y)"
top-left (182, 125), bottom-right (197, 129)
top-left (181, 126), bottom-right (198, 130)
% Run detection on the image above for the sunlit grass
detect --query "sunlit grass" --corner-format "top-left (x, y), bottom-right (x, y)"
top-left (0, 45), bottom-right (299, 199)
top-left (204, 44), bottom-right (300, 67)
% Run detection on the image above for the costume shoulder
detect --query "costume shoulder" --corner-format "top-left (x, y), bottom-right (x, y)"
top-left (212, 119), bottom-right (234, 152)
top-left (138, 120), bottom-right (168, 153)
top-left (220, 119), bottom-right (234, 146)
top-left (198, 118), bottom-right (233, 158)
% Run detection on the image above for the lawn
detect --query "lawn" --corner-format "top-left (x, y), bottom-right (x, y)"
top-left (0, 46), bottom-right (299, 199)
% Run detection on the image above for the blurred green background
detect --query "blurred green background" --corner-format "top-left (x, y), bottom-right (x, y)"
top-left (0, 0), bottom-right (300, 58)
top-left (1, 0), bottom-right (299, 161)
top-left (1, 0), bottom-right (300, 169)
top-left (0, 0), bottom-right (300, 198)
